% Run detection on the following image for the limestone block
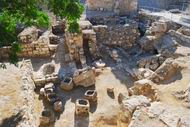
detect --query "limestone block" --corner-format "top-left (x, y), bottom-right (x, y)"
top-left (79, 20), bottom-right (92, 30)
top-left (151, 21), bottom-right (168, 33)
top-left (34, 77), bottom-right (46, 86)
top-left (41, 63), bottom-right (55, 76)
top-left (118, 92), bottom-right (128, 104)
top-left (149, 58), bottom-right (181, 83)
top-left (40, 110), bottom-right (55, 125)
top-left (121, 95), bottom-right (150, 114)
top-left (73, 68), bottom-right (95, 87)
top-left (84, 90), bottom-right (97, 103)
top-left (60, 77), bottom-right (74, 91)
top-left (49, 34), bottom-right (60, 44)
top-left (172, 85), bottom-right (190, 109)
top-left (93, 60), bottom-right (106, 68)
top-left (129, 79), bottom-right (158, 101)
top-left (53, 101), bottom-right (63, 112)
top-left (75, 99), bottom-right (90, 116)
top-left (138, 35), bottom-right (158, 51)
top-left (18, 26), bottom-right (38, 44)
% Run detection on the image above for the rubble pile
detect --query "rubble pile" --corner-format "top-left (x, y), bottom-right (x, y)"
top-left (172, 85), bottom-right (190, 108)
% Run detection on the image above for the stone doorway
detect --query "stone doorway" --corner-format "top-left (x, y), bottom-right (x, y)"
top-left (83, 38), bottom-right (93, 65)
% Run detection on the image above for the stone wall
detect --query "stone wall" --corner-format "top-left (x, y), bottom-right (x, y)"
top-left (93, 20), bottom-right (139, 49)
top-left (0, 27), bottom-right (52, 59)
top-left (0, 39), bottom-right (51, 59)
top-left (18, 41), bottom-right (50, 57)
top-left (65, 32), bottom-right (87, 68)
top-left (138, 0), bottom-right (178, 9)
top-left (87, 0), bottom-right (137, 15)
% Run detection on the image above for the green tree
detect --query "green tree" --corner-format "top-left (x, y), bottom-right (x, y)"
top-left (0, 0), bottom-right (84, 65)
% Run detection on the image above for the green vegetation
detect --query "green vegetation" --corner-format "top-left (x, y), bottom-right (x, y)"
top-left (0, 0), bottom-right (84, 65)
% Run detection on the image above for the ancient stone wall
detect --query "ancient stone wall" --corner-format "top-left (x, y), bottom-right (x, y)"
top-left (0, 27), bottom-right (52, 59)
top-left (18, 42), bottom-right (50, 57)
top-left (87, 0), bottom-right (137, 15)
top-left (93, 20), bottom-right (139, 49)
top-left (0, 41), bottom-right (50, 59)
top-left (65, 32), bottom-right (87, 68)
top-left (138, 0), bottom-right (178, 9)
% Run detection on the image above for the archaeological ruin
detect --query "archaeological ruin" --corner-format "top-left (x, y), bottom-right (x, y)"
top-left (0, 0), bottom-right (190, 127)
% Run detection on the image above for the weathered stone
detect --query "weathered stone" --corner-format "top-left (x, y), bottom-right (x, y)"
top-left (138, 35), bottom-right (158, 51)
top-left (41, 63), bottom-right (55, 76)
top-left (132, 68), bottom-right (155, 80)
top-left (73, 68), bottom-right (95, 87)
top-left (52, 20), bottom-right (66, 35)
top-left (60, 77), bottom-right (74, 91)
top-left (79, 20), bottom-right (92, 30)
top-left (172, 85), bottom-right (190, 109)
top-left (40, 110), bottom-right (55, 125)
top-left (53, 101), bottom-right (63, 112)
top-left (87, 0), bottom-right (138, 15)
top-left (49, 34), bottom-right (60, 44)
top-left (148, 58), bottom-right (181, 83)
top-left (119, 95), bottom-right (150, 126)
top-left (128, 107), bottom-right (167, 127)
top-left (84, 90), bottom-right (97, 103)
top-left (75, 99), bottom-right (90, 116)
top-left (93, 21), bottom-right (139, 49)
top-left (178, 27), bottom-right (190, 36)
top-left (129, 79), bottom-right (158, 101)
top-left (18, 26), bottom-right (39, 44)
top-left (121, 95), bottom-right (150, 114)
top-left (150, 20), bottom-right (169, 34)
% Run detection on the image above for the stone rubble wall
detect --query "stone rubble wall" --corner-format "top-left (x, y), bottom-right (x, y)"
top-left (0, 27), bottom-right (52, 59)
top-left (0, 41), bottom-right (51, 59)
top-left (93, 21), bottom-right (139, 49)
top-left (18, 60), bottom-right (37, 127)
top-left (18, 42), bottom-right (50, 57)
top-left (65, 32), bottom-right (87, 68)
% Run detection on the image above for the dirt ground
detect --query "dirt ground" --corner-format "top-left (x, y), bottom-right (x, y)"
top-left (0, 64), bottom-right (23, 126)
top-left (1, 55), bottom-right (190, 127)
top-left (32, 59), bottom-right (129, 127)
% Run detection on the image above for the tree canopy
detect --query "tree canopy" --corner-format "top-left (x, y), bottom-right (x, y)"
top-left (0, 0), bottom-right (84, 65)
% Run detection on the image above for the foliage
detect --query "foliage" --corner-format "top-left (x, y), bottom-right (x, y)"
top-left (0, 0), bottom-right (84, 65)
top-left (48, 0), bottom-right (84, 32)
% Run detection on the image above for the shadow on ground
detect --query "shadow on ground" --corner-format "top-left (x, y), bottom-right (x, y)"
top-left (0, 112), bottom-right (23, 127)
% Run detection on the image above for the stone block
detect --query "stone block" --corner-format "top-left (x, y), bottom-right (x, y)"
top-left (40, 110), bottom-right (55, 125)
top-left (18, 26), bottom-right (38, 44)
top-left (60, 77), bottom-right (74, 91)
top-left (79, 20), bottom-right (92, 30)
top-left (84, 90), bottom-right (97, 103)
top-left (53, 101), bottom-right (63, 112)
top-left (73, 68), bottom-right (95, 87)
top-left (75, 99), bottom-right (90, 116)
top-left (129, 79), bottom-right (158, 101)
